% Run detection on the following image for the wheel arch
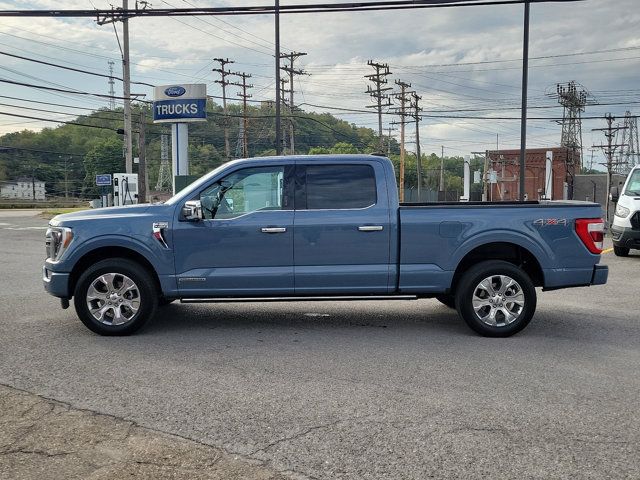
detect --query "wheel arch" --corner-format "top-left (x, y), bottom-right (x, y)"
top-left (69, 246), bottom-right (161, 298)
top-left (450, 241), bottom-right (545, 293)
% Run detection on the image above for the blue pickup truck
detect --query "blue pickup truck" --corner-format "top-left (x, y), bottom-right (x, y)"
top-left (43, 154), bottom-right (608, 337)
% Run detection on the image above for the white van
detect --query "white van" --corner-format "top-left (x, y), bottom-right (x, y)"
top-left (611, 165), bottom-right (640, 256)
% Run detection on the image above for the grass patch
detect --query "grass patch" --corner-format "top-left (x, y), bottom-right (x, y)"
top-left (40, 207), bottom-right (88, 219)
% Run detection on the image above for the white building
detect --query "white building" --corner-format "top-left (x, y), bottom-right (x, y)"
top-left (0, 177), bottom-right (46, 201)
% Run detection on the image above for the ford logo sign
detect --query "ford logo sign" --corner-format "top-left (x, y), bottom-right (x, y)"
top-left (164, 86), bottom-right (186, 97)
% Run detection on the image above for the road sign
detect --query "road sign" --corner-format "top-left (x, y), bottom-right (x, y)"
top-left (96, 174), bottom-right (112, 186)
top-left (153, 84), bottom-right (207, 123)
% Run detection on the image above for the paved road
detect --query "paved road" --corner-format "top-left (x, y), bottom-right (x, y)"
top-left (0, 212), bottom-right (638, 479)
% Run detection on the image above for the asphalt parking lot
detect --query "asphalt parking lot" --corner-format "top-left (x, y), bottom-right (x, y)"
top-left (0, 210), bottom-right (639, 479)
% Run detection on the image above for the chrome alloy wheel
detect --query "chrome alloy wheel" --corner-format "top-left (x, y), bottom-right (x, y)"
top-left (86, 273), bottom-right (141, 325)
top-left (472, 275), bottom-right (525, 327)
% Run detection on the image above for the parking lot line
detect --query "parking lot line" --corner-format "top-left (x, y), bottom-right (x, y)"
top-left (601, 247), bottom-right (613, 254)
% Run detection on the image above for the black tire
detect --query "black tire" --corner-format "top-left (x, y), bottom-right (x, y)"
top-left (73, 258), bottom-right (158, 336)
top-left (435, 294), bottom-right (456, 309)
top-left (614, 246), bottom-right (630, 257)
top-left (455, 260), bottom-right (537, 337)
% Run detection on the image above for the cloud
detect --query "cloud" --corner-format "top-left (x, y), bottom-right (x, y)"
top-left (0, 0), bottom-right (638, 164)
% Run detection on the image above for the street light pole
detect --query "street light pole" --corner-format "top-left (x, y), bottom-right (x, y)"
top-left (518, 0), bottom-right (530, 201)
top-left (275, 0), bottom-right (282, 155)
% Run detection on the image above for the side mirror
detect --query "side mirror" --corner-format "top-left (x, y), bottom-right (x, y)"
top-left (181, 200), bottom-right (203, 221)
top-left (609, 186), bottom-right (619, 203)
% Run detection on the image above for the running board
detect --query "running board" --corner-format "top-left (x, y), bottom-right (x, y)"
top-left (180, 295), bottom-right (418, 304)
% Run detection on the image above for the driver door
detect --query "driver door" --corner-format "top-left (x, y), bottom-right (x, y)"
top-left (173, 164), bottom-right (294, 297)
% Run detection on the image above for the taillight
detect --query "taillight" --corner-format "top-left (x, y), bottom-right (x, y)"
top-left (575, 218), bottom-right (604, 254)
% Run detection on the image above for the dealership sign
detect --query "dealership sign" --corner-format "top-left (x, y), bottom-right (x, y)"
top-left (153, 84), bottom-right (207, 123)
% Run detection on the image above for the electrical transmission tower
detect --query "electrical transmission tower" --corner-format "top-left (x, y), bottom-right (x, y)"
top-left (391, 80), bottom-right (413, 203)
top-left (365, 61), bottom-right (392, 152)
top-left (593, 113), bottom-right (627, 224)
top-left (280, 51), bottom-right (307, 155)
top-left (155, 133), bottom-right (172, 191)
top-left (107, 60), bottom-right (116, 110)
top-left (616, 111), bottom-right (640, 174)
top-left (232, 72), bottom-right (253, 158)
top-left (556, 81), bottom-right (589, 181)
top-left (213, 58), bottom-right (236, 160)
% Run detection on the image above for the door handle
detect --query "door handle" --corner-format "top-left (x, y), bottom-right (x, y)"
top-left (358, 225), bottom-right (383, 232)
top-left (261, 227), bottom-right (287, 233)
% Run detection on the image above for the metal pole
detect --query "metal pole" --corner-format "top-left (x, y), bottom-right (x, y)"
top-left (274, 0), bottom-right (282, 155)
top-left (289, 64), bottom-right (295, 155)
top-left (138, 109), bottom-right (147, 203)
top-left (518, 0), bottom-right (530, 201)
top-left (439, 145), bottom-right (445, 193)
top-left (122, 0), bottom-right (133, 174)
top-left (415, 111), bottom-right (422, 201)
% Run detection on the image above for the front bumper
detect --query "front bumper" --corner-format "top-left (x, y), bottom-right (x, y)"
top-left (43, 265), bottom-right (70, 298)
top-left (610, 225), bottom-right (640, 249)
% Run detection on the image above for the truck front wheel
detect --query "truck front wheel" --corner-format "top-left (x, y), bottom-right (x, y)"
top-left (455, 260), bottom-right (536, 337)
top-left (73, 258), bottom-right (158, 336)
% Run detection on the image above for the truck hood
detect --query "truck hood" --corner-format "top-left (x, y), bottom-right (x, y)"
top-left (50, 204), bottom-right (163, 226)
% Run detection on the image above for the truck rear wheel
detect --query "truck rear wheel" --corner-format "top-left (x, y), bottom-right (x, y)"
top-left (455, 260), bottom-right (536, 337)
top-left (73, 258), bottom-right (158, 336)
top-left (614, 246), bottom-right (630, 257)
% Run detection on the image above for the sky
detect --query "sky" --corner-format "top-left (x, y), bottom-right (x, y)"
top-left (0, 0), bottom-right (639, 169)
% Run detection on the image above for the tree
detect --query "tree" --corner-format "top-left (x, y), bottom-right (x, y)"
top-left (82, 138), bottom-right (125, 197)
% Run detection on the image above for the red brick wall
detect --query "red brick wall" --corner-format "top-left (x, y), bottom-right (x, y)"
top-left (487, 148), bottom-right (577, 201)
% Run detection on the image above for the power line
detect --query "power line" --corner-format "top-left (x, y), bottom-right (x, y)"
top-left (0, 77), bottom-right (150, 102)
top-left (0, 50), bottom-right (154, 87)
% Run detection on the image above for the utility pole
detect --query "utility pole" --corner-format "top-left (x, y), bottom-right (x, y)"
top-left (96, 1), bottom-right (137, 173)
top-left (233, 73), bottom-right (253, 158)
top-left (280, 52), bottom-right (307, 155)
top-left (392, 80), bottom-right (412, 202)
top-left (365, 61), bottom-right (392, 152)
top-left (279, 77), bottom-right (290, 154)
top-left (213, 58), bottom-right (235, 160)
top-left (439, 145), bottom-right (445, 194)
top-left (411, 92), bottom-right (423, 201)
top-left (122, 0), bottom-right (132, 173)
top-left (593, 113), bottom-right (627, 225)
top-left (137, 109), bottom-right (147, 203)
top-left (386, 126), bottom-right (396, 157)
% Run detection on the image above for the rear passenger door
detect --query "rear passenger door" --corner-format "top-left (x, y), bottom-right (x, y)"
top-left (294, 161), bottom-right (391, 294)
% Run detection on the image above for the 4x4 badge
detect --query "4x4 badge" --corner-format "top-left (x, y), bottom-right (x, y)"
top-left (534, 218), bottom-right (567, 226)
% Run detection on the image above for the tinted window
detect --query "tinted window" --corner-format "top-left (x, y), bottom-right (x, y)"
top-left (305, 164), bottom-right (377, 209)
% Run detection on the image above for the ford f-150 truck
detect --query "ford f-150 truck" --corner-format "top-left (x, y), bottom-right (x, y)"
top-left (43, 155), bottom-right (608, 337)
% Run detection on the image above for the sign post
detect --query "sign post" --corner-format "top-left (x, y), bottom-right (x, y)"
top-left (153, 84), bottom-right (207, 194)
top-left (96, 174), bottom-right (112, 207)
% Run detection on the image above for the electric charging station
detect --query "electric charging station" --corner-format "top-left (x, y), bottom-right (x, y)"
top-left (113, 173), bottom-right (139, 206)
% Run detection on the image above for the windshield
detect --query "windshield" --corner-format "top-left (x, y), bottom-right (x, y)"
top-left (624, 169), bottom-right (640, 196)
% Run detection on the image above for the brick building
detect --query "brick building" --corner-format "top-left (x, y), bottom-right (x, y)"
top-left (486, 147), bottom-right (578, 201)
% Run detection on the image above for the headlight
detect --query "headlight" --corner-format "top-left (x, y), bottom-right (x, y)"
top-left (615, 204), bottom-right (630, 218)
top-left (45, 226), bottom-right (73, 261)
